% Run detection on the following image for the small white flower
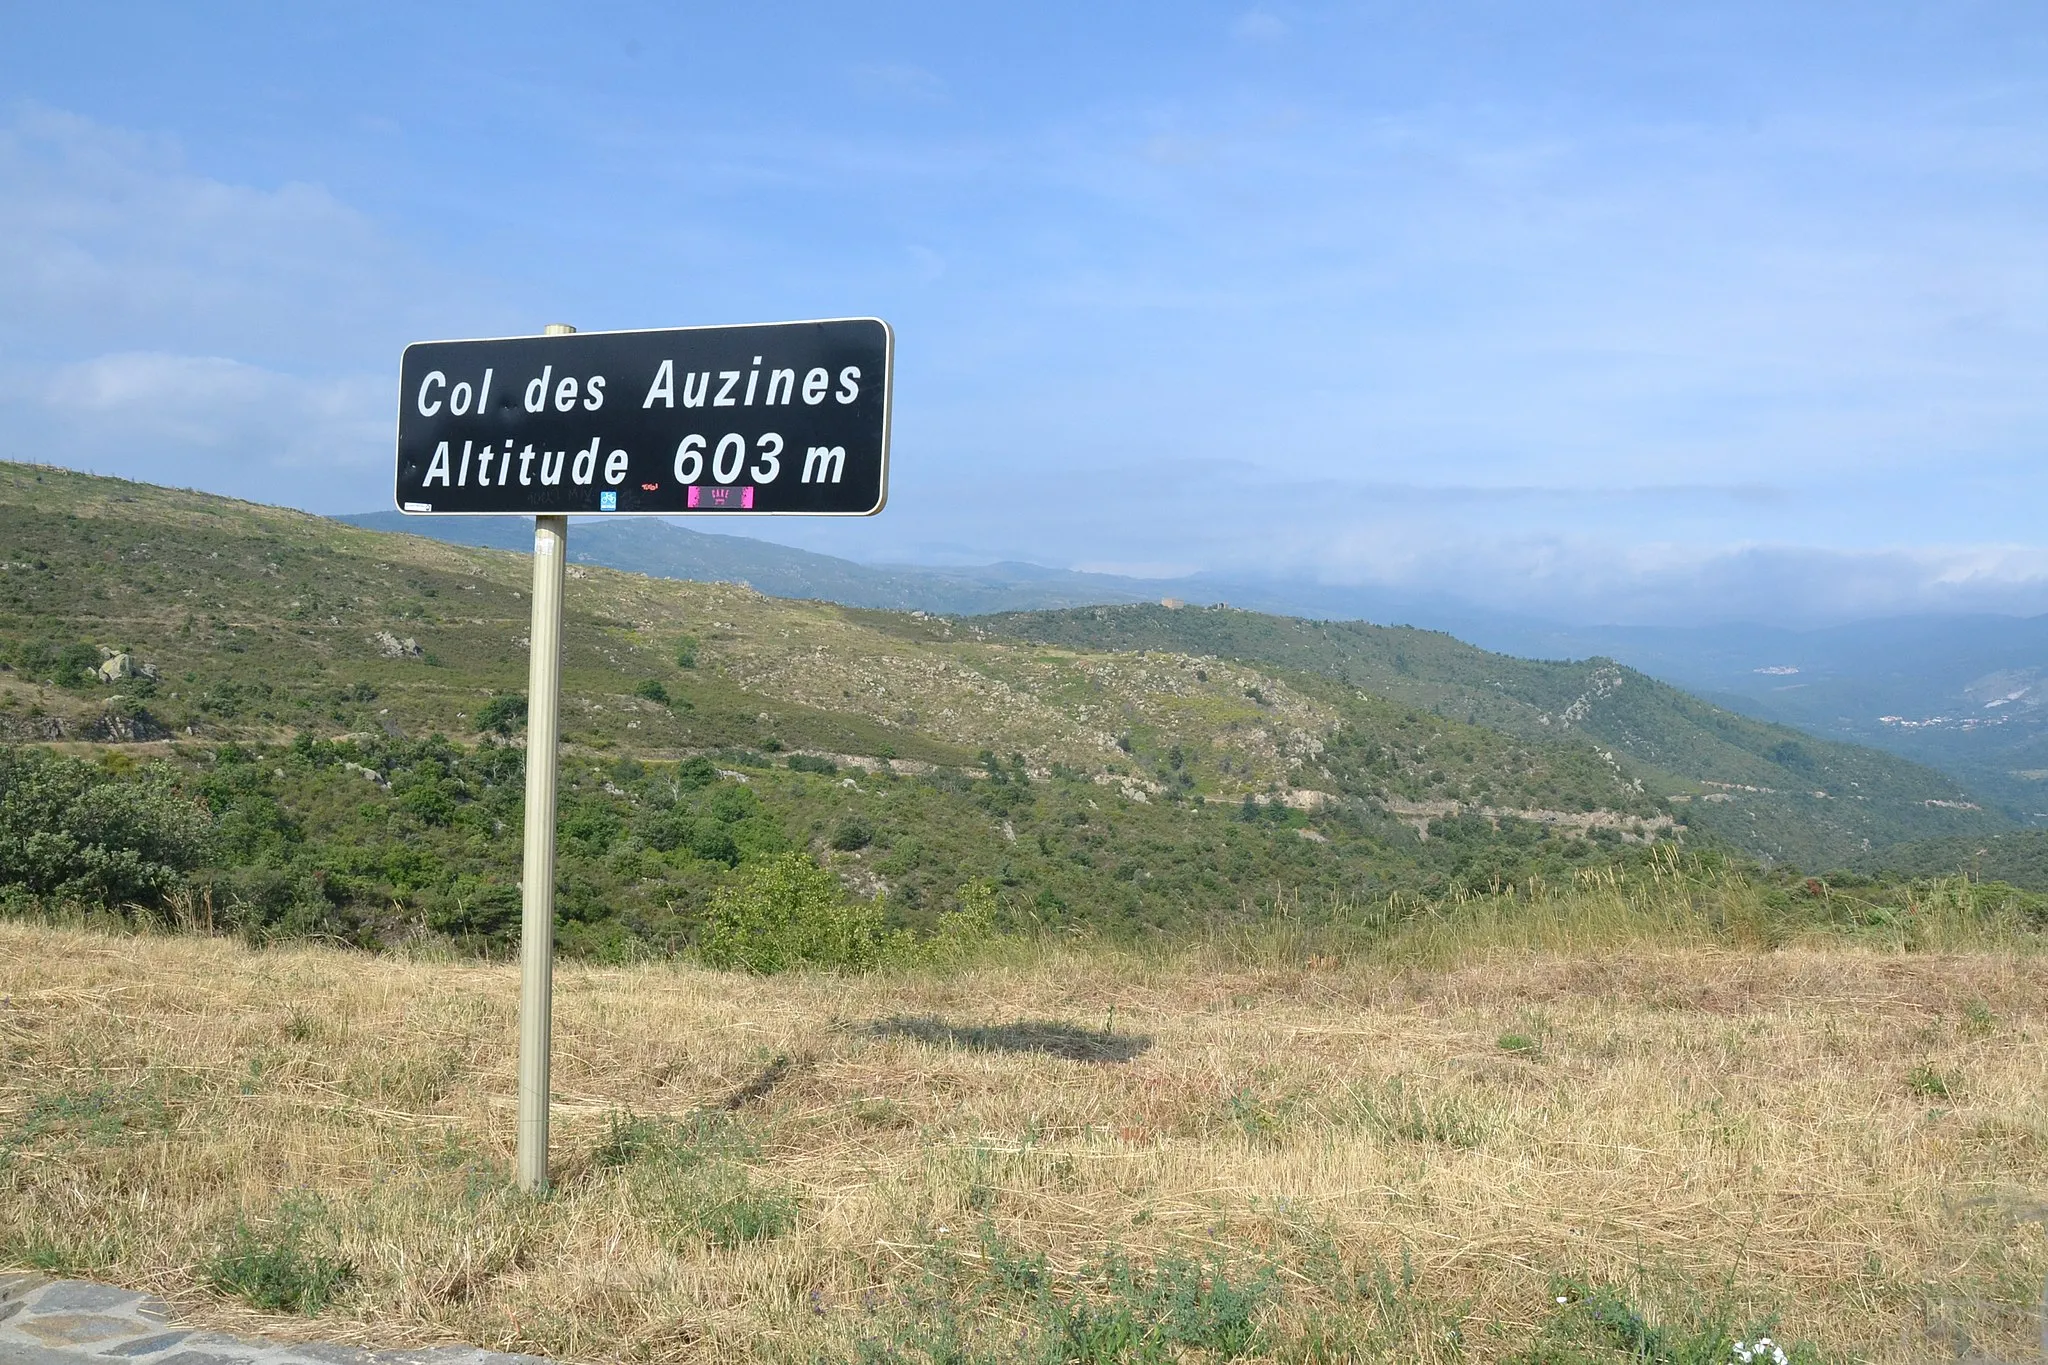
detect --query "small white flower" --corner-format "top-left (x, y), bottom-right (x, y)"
top-left (1556, 1295), bottom-right (1568, 1304)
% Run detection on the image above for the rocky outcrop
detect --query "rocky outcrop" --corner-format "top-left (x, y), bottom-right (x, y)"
top-left (86, 700), bottom-right (169, 743)
top-left (0, 712), bottom-right (68, 741)
top-left (93, 650), bottom-right (159, 684)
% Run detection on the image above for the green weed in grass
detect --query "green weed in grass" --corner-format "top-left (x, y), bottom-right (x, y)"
top-left (660, 1167), bottom-right (800, 1249)
top-left (1348, 1076), bottom-right (1491, 1149)
top-left (203, 1199), bottom-right (354, 1314)
top-left (852, 1226), bottom-right (1275, 1365)
top-left (1, 1076), bottom-right (171, 1156)
top-left (591, 1107), bottom-right (755, 1171)
top-left (1906, 1064), bottom-right (1953, 1099)
top-left (592, 1108), bottom-right (799, 1249)
top-left (1512, 1275), bottom-right (1820, 1365)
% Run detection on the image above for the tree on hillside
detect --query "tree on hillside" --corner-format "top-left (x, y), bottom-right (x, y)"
top-left (0, 747), bottom-right (215, 906)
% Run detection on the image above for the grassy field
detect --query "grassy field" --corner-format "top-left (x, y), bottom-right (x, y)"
top-left (5, 875), bottom-right (2047, 1363)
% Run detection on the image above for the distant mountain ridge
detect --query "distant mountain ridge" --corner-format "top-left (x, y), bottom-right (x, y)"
top-left (336, 511), bottom-right (1174, 614)
top-left (338, 510), bottom-right (2048, 829)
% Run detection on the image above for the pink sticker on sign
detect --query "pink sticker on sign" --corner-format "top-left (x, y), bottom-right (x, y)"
top-left (687, 486), bottom-right (755, 509)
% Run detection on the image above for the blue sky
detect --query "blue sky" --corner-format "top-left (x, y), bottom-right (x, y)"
top-left (3, 2), bottom-right (2045, 625)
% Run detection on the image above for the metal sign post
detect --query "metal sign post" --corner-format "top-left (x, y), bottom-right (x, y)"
top-left (393, 315), bottom-right (891, 1195)
top-left (516, 323), bottom-right (573, 1193)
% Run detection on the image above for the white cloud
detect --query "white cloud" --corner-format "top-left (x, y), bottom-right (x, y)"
top-left (0, 104), bottom-right (449, 363)
top-left (42, 352), bottom-right (387, 471)
top-left (0, 103), bottom-right (495, 510)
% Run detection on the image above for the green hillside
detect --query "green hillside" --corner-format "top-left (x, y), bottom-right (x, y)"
top-left (978, 604), bottom-right (2009, 869)
top-left (0, 462), bottom-right (1696, 952)
top-left (0, 462), bottom-right (2001, 958)
top-left (1850, 829), bottom-right (2048, 891)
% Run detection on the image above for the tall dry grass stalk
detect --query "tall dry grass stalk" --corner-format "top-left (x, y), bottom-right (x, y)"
top-left (3, 897), bottom-right (2046, 1362)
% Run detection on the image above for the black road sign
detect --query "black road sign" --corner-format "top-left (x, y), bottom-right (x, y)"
top-left (395, 318), bottom-right (890, 516)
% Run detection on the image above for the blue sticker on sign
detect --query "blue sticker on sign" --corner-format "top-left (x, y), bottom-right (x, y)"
top-left (599, 491), bottom-right (617, 511)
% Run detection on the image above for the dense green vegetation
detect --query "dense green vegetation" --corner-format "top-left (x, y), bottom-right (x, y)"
top-left (0, 736), bottom-right (1705, 957)
top-left (0, 746), bottom-right (213, 904)
top-left (1852, 828), bottom-right (2048, 891)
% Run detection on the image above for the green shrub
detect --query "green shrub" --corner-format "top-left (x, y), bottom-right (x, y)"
top-left (788, 753), bottom-right (838, 775)
top-left (561, 797), bottom-right (623, 854)
top-left (633, 678), bottom-right (670, 705)
top-left (921, 881), bottom-right (1001, 965)
top-left (212, 865), bottom-right (353, 944)
top-left (475, 693), bottom-right (527, 735)
top-left (700, 851), bottom-right (902, 972)
top-left (830, 816), bottom-right (873, 850)
top-left (688, 823), bottom-right (740, 866)
top-left (707, 785), bottom-right (760, 823)
top-left (0, 746), bottom-right (214, 906)
top-left (674, 635), bottom-right (699, 669)
top-left (636, 807), bottom-right (691, 853)
top-left (425, 877), bottom-right (521, 940)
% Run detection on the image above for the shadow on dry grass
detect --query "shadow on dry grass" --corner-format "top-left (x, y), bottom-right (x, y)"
top-left (861, 1015), bottom-right (1154, 1062)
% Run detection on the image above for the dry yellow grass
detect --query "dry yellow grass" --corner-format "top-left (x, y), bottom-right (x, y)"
top-left (3, 912), bottom-right (2046, 1362)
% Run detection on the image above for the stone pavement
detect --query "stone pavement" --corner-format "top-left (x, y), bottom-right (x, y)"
top-left (0, 1275), bottom-right (551, 1365)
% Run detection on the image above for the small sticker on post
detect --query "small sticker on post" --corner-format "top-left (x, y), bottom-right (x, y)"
top-left (687, 486), bottom-right (755, 510)
top-left (599, 491), bottom-right (618, 511)
top-left (403, 501), bottom-right (432, 512)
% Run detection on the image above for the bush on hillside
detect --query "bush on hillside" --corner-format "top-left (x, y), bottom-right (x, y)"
top-left (699, 851), bottom-right (903, 973)
top-left (0, 746), bottom-right (214, 906)
top-left (475, 693), bottom-right (527, 735)
top-left (5, 639), bottom-right (101, 687)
